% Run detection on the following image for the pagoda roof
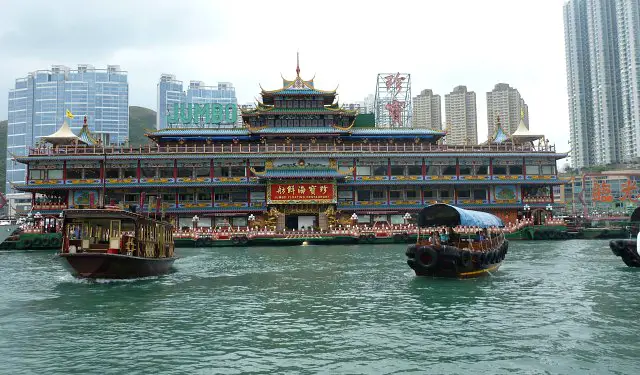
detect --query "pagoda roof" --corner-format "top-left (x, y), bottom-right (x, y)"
top-left (242, 107), bottom-right (357, 116)
top-left (253, 126), bottom-right (349, 135)
top-left (78, 116), bottom-right (99, 145)
top-left (260, 75), bottom-right (337, 97)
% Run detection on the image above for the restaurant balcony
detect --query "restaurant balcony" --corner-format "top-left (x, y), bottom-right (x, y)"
top-left (25, 141), bottom-right (560, 158)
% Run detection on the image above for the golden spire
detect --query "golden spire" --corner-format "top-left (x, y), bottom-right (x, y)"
top-left (296, 50), bottom-right (300, 76)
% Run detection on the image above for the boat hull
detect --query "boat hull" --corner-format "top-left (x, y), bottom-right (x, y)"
top-left (58, 253), bottom-right (176, 279)
top-left (609, 240), bottom-right (640, 267)
top-left (406, 241), bottom-right (508, 278)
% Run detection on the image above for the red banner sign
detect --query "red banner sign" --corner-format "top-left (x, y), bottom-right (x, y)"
top-left (268, 183), bottom-right (336, 204)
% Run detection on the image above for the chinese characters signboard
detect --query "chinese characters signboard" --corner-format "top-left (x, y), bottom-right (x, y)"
top-left (267, 183), bottom-right (336, 204)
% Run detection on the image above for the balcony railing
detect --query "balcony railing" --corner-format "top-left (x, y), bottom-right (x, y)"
top-left (25, 141), bottom-right (559, 157)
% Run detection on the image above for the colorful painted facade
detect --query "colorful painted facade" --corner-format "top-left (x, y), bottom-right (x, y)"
top-left (13, 66), bottom-right (567, 230)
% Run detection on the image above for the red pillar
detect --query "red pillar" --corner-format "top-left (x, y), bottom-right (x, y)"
top-left (175, 190), bottom-right (179, 208)
top-left (352, 158), bottom-right (357, 180)
top-left (387, 158), bottom-right (391, 179)
top-left (136, 160), bottom-right (141, 181)
top-left (421, 158), bottom-right (426, 178)
top-left (173, 160), bottom-right (177, 181)
top-left (455, 158), bottom-right (460, 178)
top-left (62, 161), bottom-right (67, 181)
top-left (210, 160), bottom-right (214, 179)
top-left (211, 187), bottom-right (215, 207)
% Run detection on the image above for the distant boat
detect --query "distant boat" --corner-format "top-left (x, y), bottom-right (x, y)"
top-left (58, 208), bottom-right (176, 279)
top-left (0, 220), bottom-right (20, 247)
top-left (405, 204), bottom-right (508, 278)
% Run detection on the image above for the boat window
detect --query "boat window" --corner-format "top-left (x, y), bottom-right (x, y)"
top-left (84, 169), bottom-right (99, 179)
top-left (423, 189), bottom-right (434, 198)
top-left (229, 166), bottom-right (246, 177)
top-left (357, 215), bottom-right (371, 224)
top-left (110, 220), bottom-right (121, 238)
top-left (123, 168), bottom-right (137, 178)
top-left (372, 166), bottom-right (388, 176)
top-left (357, 190), bottom-right (371, 201)
top-left (197, 192), bottom-right (211, 201)
top-left (162, 193), bottom-right (176, 202)
top-left (390, 166), bottom-right (404, 176)
top-left (474, 165), bottom-right (490, 175)
top-left (356, 166), bottom-right (371, 176)
top-left (473, 189), bottom-right (487, 200)
top-left (541, 165), bottom-right (556, 175)
top-left (141, 167), bottom-right (156, 179)
top-left (406, 190), bottom-right (419, 199)
top-left (178, 168), bottom-right (193, 178)
top-left (457, 189), bottom-right (471, 198)
top-left (105, 168), bottom-right (119, 179)
top-left (372, 190), bottom-right (386, 201)
top-left (29, 170), bottom-right (46, 180)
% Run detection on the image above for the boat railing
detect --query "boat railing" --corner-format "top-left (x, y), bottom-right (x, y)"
top-left (25, 141), bottom-right (558, 157)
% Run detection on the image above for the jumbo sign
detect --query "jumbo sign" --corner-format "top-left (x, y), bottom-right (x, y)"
top-left (166, 103), bottom-right (237, 126)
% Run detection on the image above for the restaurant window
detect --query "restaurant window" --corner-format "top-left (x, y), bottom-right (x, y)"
top-left (541, 165), bottom-right (556, 175)
top-left (177, 167), bottom-right (193, 178)
top-left (162, 194), bottom-right (175, 202)
top-left (215, 192), bottom-right (230, 202)
top-left (338, 160), bottom-right (352, 174)
top-left (457, 189), bottom-right (471, 198)
top-left (179, 193), bottom-right (194, 201)
top-left (158, 167), bottom-right (174, 178)
top-left (105, 168), bottom-right (119, 179)
top-left (372, 190), bottom-right (386, 201)
top-left (357, 190), bottom-right (371, 201)
top-left (84, 169), bottom-right (99, 179)
top-left (475, 165), bottom-right (490, 175)
top-left (123, 168), bottom-right (137, 178)
top-left (357, 215), bottom-right (371, 224)
top-left (30, 170), bottom-right (45, 180)
top-left (197, 192), bottom-right (211, 201)
top-left (124, 194), bottom-right (138, 202)
top-left (442, 166), bottom-right (456, 175)
top-left (140, 167), bottom-right (155, 179)
top-left (423, 189), bottom-right (434, 199)
top-left (525, 165), bottom-right (540, 175)
top-left (372, 165), bottom-right (388, 176)
top-left (459, 166), bottom-right (472, 175)
top-left (338, 190), bottom-right (352, 202)
top-left (390, 166), bottom-right (404, 176)
top-left (439, 189), bottom-right (452, 199)
top-left (389, 190), bottom-right (402, 199)
top-left (232, 217), bottom-right (248, 227)
top-left (66, 169), bottom-right (83, 179)
top-left (473, 189), bottom-right (487, 200)
top-left (231, 191), bottom-right (247, 202)
top-left (510, 165), bottom-right (523, 175)
top-left (230, 166), bottom-right (246, 177)
top-left (407, 165), bottom-right (422, 175)
top-left (492, 166), bottom-right (507, 175)
top-left (406, 190), bottom-right (419, 199)
top-left (195, 167), bottom-right (210, 178)
top-left (356, 166), bottom-right (371, 176)
top-left (426, 165), bottom-right (440, 175)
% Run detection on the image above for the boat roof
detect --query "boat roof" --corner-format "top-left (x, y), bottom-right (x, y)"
top-left (62, 208), bottom-right (172, 227)
top-left (417, 203), bottom-right (504, 228)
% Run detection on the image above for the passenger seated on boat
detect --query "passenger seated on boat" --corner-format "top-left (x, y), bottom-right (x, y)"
top-left (439, 229), bottom-right (449, 244)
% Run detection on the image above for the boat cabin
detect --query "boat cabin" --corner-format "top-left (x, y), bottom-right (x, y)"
top-left (62, 208), bottom-right (174, 258)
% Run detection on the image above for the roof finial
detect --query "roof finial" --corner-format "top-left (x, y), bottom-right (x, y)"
top-left (83, 115), bottom-right (88, 127)
top-left (296, 50), bottom-right (300, 76)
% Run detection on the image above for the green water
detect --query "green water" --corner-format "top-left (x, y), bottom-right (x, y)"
top-left (1, 241), bottom-right (639, 374)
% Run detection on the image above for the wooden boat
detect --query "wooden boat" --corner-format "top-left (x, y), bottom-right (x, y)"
top-left (609, 232), bottom-right (640, 267)
top-left (405, 204), bottom-right (508, 278)
top-left (58, 208), bottom-right (176, 279)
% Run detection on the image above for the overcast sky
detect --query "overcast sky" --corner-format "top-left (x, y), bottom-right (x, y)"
top-left (0, 0), bottom-right (569, 156)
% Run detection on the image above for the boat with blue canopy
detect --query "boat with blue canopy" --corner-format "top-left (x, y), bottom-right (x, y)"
top-left (406, 204), bottom-right (508, 278)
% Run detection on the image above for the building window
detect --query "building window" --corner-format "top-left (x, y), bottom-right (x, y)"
top-left (510, 165), bottom-right (523, 175)
top-left (423, 189), bottom-right (434, 199)
top-left (474, 165), bottom-right (489, 175)
top-left (158, 167), bottom-right (174, 178)
top-left (197, 192), bottom-right (211, 201)
top-left (406, 190), bottom-right (418, 199)
top-left (29, 170), bottom-right (45, 180)
top-left (457, 189), bottom-right (471, 198)
top-left (105, 168), bottom-right (119, 179)
top-left (179, 193), bottom-right (194, 201)
top-left (372, 190), bottom-right (386, 201)
top-left (459, 166), bottom-right (472, 175)
top-left (84, 169), bottom-right (99, 179)
top-left (541, 165), bottom-right (556, 175)
top-left (195, 167), bottom-right (210, 178)
top-left (389, 190), bottom-right (402, 199)
top-left (390, 166), bottom-right (404, 176)
top-left (442, 166), bottom-right (456, 175)
top-left (525, 165), bottom-right (540, 175)
top-left (407, 165), bottom-right (422, 175)
top-left (426, 166), bottom-right (440, 175)
top-left (473, 189), bottom-right (486, 200)
top-left (357, 190), bottom-right (371, 201)
top-left (372, 166), bottom-right (388, 176)
top-left (123, 168), bottom-right (137, 178)
top-left (177, 168), bottom-right (193, 178)
top-left (215, 192), bottom-right (230, 202)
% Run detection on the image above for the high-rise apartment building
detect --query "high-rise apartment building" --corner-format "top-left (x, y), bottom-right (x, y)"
top-left (156, 76), bottom-right (238, 130)
top-left (445, 86), bottom-right (477, 145)
top-left (412, 89), bottom-right (442, 130)
top-left (363, 94), bottom-right (375, 114)
top-left (564, 0), bottom-right (640, 168)
top-left (617, 0), bottom-right (640, 163)
top-left (6, 64), bottom-right (128, 193)
top-left (486, 83), bottom-right (529, 138)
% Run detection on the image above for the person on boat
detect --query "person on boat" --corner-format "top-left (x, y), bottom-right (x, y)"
top-left (477, 231), bottom-right (485, 242)
top-left (439, 228), bottom-right (450, 244)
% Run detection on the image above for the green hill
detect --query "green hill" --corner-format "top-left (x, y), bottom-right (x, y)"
top-left (0, 120), bottom-right (6, 193)
top-left (129, 106), bottom-right (156, 146)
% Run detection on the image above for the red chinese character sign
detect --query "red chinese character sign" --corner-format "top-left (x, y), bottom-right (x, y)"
top-left (375, 73), bottom-right (412, 128)
top-left (267, 183), bottom-right (336, 204)
top-left (619, 179), bottom-right (638, 202)
top-left (592, 180), bottom-right (613, 202)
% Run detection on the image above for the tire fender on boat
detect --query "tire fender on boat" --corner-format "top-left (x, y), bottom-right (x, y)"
top-left (459, 250), bottom-right (472, 268)
top-left (415, 246), bottom-right (438, 269)
top-left (239, 236), bottom-right (248, 245)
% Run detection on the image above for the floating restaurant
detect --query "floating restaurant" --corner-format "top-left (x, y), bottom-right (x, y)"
top-left (13, 64), bottom-right (567, 231)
